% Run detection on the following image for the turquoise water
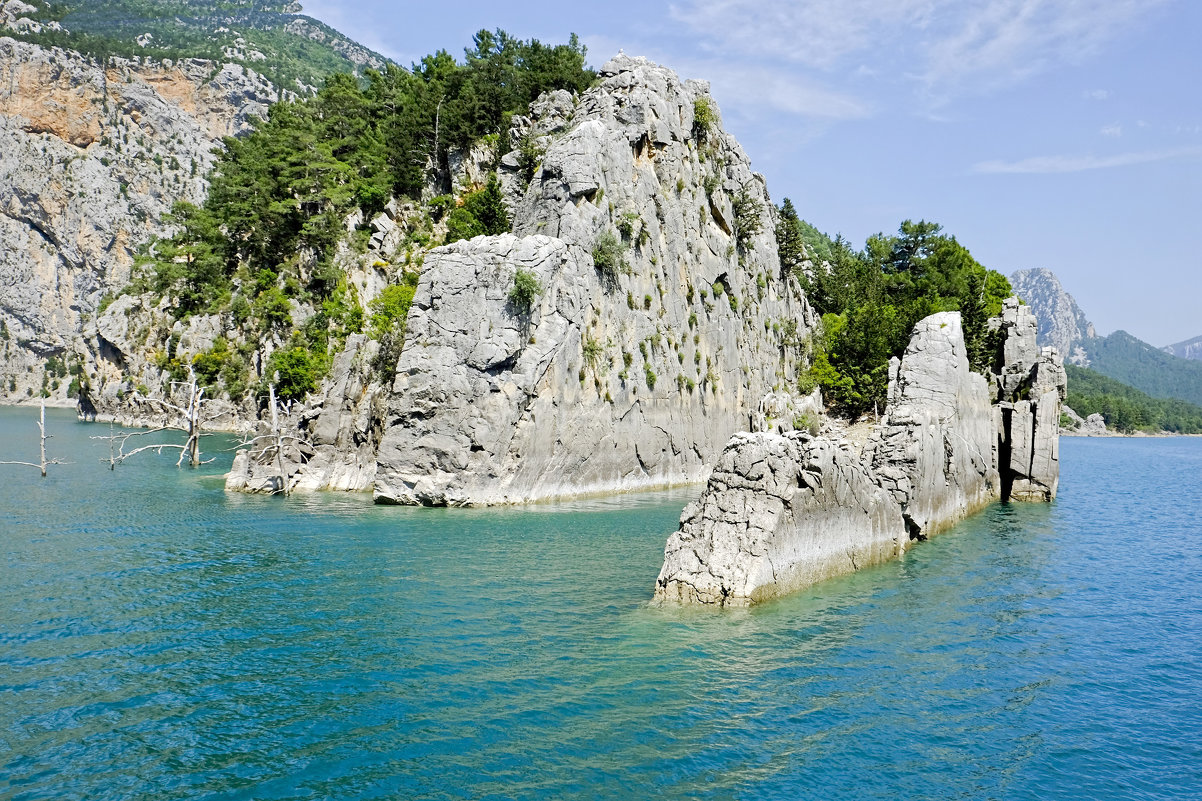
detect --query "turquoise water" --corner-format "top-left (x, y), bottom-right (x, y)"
top-left (2, 408), bottom-right (1201, 800)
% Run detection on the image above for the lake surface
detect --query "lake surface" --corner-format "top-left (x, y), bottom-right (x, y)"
top-left (2, 408), bottom-right (1201, 800)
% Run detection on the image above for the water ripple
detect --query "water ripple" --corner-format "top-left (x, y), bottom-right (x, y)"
top-left (2, 411), bottom-right (1202, 799)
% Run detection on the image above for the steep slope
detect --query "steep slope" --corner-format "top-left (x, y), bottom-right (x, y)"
top-left (0, 36), bottom-right (278, 400)
top-left (371, 55), bottom-right (818, 504)
top-left (0, 0), bottom-right (386, 90)
top-left (1163, 335), bottom-right (1202, 362)
top-left (1080, 331), bottom-right (1202, 408)
top-left (1010, 267), bottom-right (1094, 364)
top-left (1010, 267), bottom-right (1202, 407)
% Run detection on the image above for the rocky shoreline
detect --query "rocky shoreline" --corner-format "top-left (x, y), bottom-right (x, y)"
top-left (653, 298), bottom-right (1067, 607)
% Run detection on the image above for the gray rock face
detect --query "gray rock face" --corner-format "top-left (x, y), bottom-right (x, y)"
top-left (224, 334), bottom-right (384, 493)
top-left (1010, 268), bottom-right (1094, 366)
top-left (373, 55), bottom-right (817, 505)
top-left (654, 432), bottom-right (905, 606)
top-left (655, 303), bottom-right (1065, 606)
top-left (656, 310), bottom-right (996, 606)
top-left (991, 298), bottom-right (1067, 501)
top-left (865, 312), bottom-right (1000, 538)
top-left (1081, 412), bottom-right (1107, 436)
top-left (0, 37), bottom-right (277, 401)
top-left (1163, 334), bottom-right (1202, 362)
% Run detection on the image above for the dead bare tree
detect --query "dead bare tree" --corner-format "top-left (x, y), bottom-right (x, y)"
top-left (233, 384), bottom-right (313, 496)
top-left (0, 400), bottom-right (66, 477)
top-left (92, 367), bottom-right (221, 468)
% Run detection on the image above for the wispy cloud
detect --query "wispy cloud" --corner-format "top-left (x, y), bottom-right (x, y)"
top-left (1100, 124), bottom-right (1123, 137)
top-left (1084, 89), bottom-right (1111, 100)
top-left (668, 0), bottom-right (1171, 99)
top-left (973, 146), bottom-right (1202, 174)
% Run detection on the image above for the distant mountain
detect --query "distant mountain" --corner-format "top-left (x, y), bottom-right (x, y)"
top-left (1163, 335), bottom-right (1202, 362)
top-left (1080, 330), bottom-right (1202, 408)
top-left (1012, 267), bottom-right (1202, 408)
top-left (1009, 268), bottom-right (1094, 364)
top-left (1, 0), bottom-right (388, 91)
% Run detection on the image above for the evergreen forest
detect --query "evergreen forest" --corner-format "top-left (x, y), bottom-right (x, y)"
top-left (1065, 365), bottom-right (1202, 434)
top-left (129, 29), bottom-right (592, 401)
top-left (777, 203), bottom-right (1013, 418)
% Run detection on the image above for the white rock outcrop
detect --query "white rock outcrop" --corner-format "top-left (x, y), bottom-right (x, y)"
top-left (866, 312), bottom-right (999, 538)
top-left (655, 432), bottom-right (905, 606)
top-left (655, 305), bottom-right (1065, 607)
top-left (372, 55), bottom-right (817, 505)
top-left (991, 298), bottom-right (1067, 501)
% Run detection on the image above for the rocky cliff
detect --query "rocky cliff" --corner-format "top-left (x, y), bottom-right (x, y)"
top-left (0, 36), bottom-right (277, 401)
top-left (369, 55), bottom-right (817, 505)
top-left (991, 297), bottom-right (1067, 501)
top-left (865, 313), bottom-right (1000, 538)
top-left (1163, 335), bottom-right (1202, 362)
top-left (654, 304), bottom-right (1065, 607)
top-left (1010, 268), bottom-right (1094, 365)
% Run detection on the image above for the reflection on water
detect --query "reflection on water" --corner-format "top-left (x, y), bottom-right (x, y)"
top-left (2, 408), bottom-right (1201, 800)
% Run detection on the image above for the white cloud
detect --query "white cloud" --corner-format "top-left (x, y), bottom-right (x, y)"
top-left (1085, 89), bottom-right (1111, 100)
top-left (669, 0), bottom-right (1172, 97)
top-left (1100, 124), bottom-right (1123, 137)
top-left (973, 146), bottom-right (1202, 174)
top-left (700, 64), bottom-right (872, 120)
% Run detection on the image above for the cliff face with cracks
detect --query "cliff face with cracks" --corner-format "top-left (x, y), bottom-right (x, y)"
top-left (654, 306), bottom-right (1064, 607)
top-left (369, 54), bottom-right (818, 505)
top-left (0, 36), bottom-right (277, 401)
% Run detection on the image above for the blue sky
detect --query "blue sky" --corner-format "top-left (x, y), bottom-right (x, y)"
top-left (303, 0), bottom-right (1200, 347)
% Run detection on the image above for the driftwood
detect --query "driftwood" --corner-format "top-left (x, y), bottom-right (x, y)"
top-left (92, 368), bottom-right (221, 468)
top-left (0, 400), bottom-right (67, 477)
top-left (233, 384), bottom-right (313, 496)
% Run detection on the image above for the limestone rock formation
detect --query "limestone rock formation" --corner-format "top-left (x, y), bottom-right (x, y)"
top-left (990, 297), bottom-right (1067, 501)
top-left (1081, 412), bottom-right (1107, 436)
top-left (372, 55), bottom-right (817, 505)
top-left (655, 303), bottom-right (1065, 606)
top-left (865, 313), bottom-right (1000, 538)
top-left (0, 37), bottom-right (277, 401)
top-left (1010, 268), bottom-right (1094, 366)
top-left (654, 432), bottom-right (905, 606)
top-left (224, 334), bottom-right (385, 494)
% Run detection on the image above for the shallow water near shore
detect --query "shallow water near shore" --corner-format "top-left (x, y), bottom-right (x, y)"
top-left (2, 407), bottom-right (1201, 800)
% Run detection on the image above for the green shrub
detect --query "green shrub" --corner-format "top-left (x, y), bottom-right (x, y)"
top-left (591, 230), bottom-right (626, 289)
top-left (508, 268), bottom-right (543, 314)
top-left (693, 97), bottom-right (717, 140)
top-left (516, 132), bottom-right (545, 183)
top-left (266, 346), bottom-right (321, 402)
top-left (369, 282), bottom-right (417, 339)
top-left (731, 187), bottom-right (763, 251)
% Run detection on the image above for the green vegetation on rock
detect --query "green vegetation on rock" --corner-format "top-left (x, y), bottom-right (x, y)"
top-left (791, 217), bottom-right (1011, 418)
top-left (5, 0), bottom-right (388, 90)
top-left (121, 27), bottom-right (591, 402)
